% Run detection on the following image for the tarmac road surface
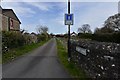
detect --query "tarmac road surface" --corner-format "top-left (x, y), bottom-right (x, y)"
top-left (2, 38), bottom-right (70, 78)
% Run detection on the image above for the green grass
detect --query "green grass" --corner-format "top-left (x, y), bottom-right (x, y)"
top-left (2, 40), bottom-right (49, 64)
top-left (57, 39), bottom-right (87, 79)
top-left (0, 57), bottom-right (1, 64)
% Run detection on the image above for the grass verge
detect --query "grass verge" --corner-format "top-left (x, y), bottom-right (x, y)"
top-left (0, 56), bottom-right (1, 64)
top-left (2, 40), bottom-right (49, 64)
top-left (57, 39), bottom-right (87, 79)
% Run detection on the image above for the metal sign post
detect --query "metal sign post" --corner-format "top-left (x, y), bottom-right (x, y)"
top-left (65, 0), bottom-right (72, 61)
top-left (68, 0), bottom-right (70, 61)
top-left (64, 0), bottom-right (73, 61)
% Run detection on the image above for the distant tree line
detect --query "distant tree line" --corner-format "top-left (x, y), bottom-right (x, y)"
top-left (77, 13), bottom-right (120, 43)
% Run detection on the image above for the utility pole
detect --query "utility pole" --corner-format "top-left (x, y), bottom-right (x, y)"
top-left (68, 0), bottom-right (71, 61)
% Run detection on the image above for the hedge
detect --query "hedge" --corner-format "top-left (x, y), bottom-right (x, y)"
top-left (78, 32), bottom-right (120, 43)
top-left (2, 31), bottom-right (26, 53)
top-left (92, 32), bottom-right (120, 43)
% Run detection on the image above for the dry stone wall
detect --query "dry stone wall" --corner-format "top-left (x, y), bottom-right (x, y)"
top-left (70, 40), bottom-right (120, 78)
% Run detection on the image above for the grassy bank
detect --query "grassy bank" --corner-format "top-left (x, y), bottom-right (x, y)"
top-left (57, 39), bottom-right (87, 79)
top-left (0, 55), bottom-right (1, 64)
top-left (2, 40), bottom-right (49, 64)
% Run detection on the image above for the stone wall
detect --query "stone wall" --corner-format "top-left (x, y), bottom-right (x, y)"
top-left (70, 40), bottom-right (120, 78)
top-left (2, 15), bottom-right (8, 31)
top-left (2, 15), bottom-right (20, 31)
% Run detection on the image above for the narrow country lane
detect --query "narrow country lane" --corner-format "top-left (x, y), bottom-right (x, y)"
top-left (2, 39), bottom-right (70, 78)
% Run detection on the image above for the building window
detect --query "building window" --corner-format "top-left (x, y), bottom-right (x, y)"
top-left (10, 18), bottom-right (14, 30)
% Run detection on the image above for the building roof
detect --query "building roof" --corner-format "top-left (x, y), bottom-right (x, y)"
top-left (2, 9), bottom-right (21, 24)
top-left (31, 32), bottom-right (37, 35)
top-left (71, 32), bottom-right (77, 35)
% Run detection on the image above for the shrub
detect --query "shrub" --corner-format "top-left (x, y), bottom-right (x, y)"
top-left (78, 32), bottom-right (120, 43)
top-left (78, 33), bottom-right (93, 39)
top-left (37, 33), bottom-right (48, 42)
top-left (2, 31), bottom-right (26, 53)
top-left (92, 32), bottom-right (120, 43)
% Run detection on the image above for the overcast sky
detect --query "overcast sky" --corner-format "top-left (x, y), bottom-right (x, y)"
top-left (1, 0), bottom-right (119, 34)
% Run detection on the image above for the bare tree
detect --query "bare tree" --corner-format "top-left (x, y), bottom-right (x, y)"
top-left (36, 25), bottom-right (48, 34)
top-left (36, 25), bottom-right (49, 41)
top-left (78, 24), bottom-right (92, 34)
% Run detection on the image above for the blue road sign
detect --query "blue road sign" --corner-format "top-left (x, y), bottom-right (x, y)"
top-left (66, 14), bottom-right (72, 20)
top-left (65, 14), bottom-right (73, 25)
